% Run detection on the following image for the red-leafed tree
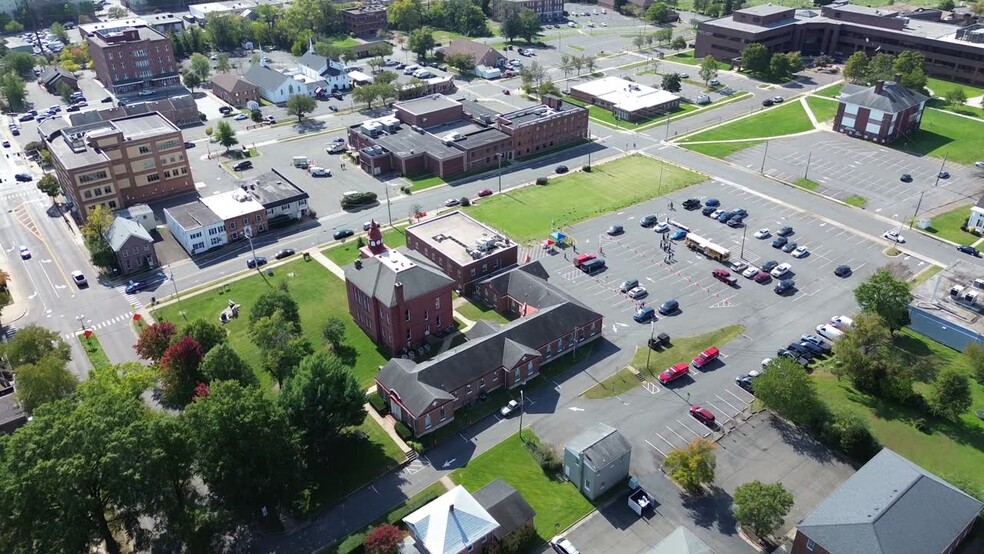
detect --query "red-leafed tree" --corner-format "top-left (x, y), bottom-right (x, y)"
top-left (159, 336), bottom-right (204, 406)
top-left (134, 321), bottom-right (177, 362)
top-left (364, 524), bottom-right (403, 554)
top-left (194, 382), bottom-right (210, 399)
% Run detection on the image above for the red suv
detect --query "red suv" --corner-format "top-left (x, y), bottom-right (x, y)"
top-left (658, 362), bottom-right (689, 384)
top-left (690, 405), bottom-right (716, 426)
top-left (692, 346), bottom-right (720, 369)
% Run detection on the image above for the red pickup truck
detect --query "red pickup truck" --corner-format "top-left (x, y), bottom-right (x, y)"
top-left (692, 346), bottom-right (720, 369)
top-left (712, 269), bottom-right (738, 286)
top-left (658, 362), bottom-right (690, 384)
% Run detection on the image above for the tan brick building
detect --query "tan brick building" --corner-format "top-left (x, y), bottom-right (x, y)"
top-left (47, 112), bottom-right (194, 219)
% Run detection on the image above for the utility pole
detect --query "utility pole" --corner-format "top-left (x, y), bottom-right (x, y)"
top-left (244, 225), bottom-right (260, 272)
top-left (760, 141), bottom-right (769, 174)
top-left (656, 164), bottom-right (664, 198)
top-left (497, 153), bottom-right (503, 194)
top-left (740, 224), bottom-right (747, 260)
top-left (932, 153), bottom-right (948, 187)
top-left (804, 151), bottom-right (812, 179)
top-left (384, 184), bottom-right (393, 226)
top-left (909, 190), bottom-right (926, 229)
top-left (169, 269), bottom-right (181, 304)
top-left (646, 321), bottom-right (655, 373)
top-left (518, 389), bottom-right (525, 442)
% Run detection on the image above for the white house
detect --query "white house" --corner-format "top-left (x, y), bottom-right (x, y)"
top-left (245, 62), bottom-right (310, 104)
top-left (969, 195), bottom-right (984, 232)
top-left (296, 51), bottom-right (350, 92)
top-left (163, 200), bottom-right (227, 256)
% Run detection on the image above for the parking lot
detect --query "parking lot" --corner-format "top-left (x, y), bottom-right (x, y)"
top-left (729, 133), bottom-right (984, 221)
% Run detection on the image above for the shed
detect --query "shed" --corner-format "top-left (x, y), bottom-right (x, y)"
top-left (564, 423), bottom-right (631, 500)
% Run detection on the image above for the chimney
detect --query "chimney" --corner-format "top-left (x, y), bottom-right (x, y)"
top-left (893, 73), bottom-right (902, 84)
top-left (449, 504), bottom-right (454, 512)
top-left (394, 281), bottom-right (405, 307)
top-left (874, 80), bottom-right (884, 94)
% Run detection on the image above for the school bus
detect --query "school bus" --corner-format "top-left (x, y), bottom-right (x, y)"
top-left (684, 233), bottom-right (731, 262)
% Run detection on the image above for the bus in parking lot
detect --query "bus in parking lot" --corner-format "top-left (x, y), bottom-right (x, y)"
top-left (684, 233), bottom-right (730, 262)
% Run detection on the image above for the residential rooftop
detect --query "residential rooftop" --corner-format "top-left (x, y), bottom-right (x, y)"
top-left (200, 190), bottom-right (265, 220)
top-left (241, 169), bottom-right (309, 208)
top-left (164, 200), bottom-right (224, 231)
top-left (395, 94), bottom-right (461, 116)
top-left (407, 211), bottom-right (515, 266)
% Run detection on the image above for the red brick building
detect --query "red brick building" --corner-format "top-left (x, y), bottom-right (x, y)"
top-left (86, 26), bottom-right (180, 95)
top-left (345, 247), bottom-right (455, 356)
top-left (376, 261), bottom-right (603, 437)
top-left (342, 3), bottom-right (388, 37)
top-left (832, 79), bottom-right (929, 144)
top-left (210, 73), bottom-right (260, 107)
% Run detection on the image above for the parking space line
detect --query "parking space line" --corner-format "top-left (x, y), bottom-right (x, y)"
top-left (707, 403), bottom-right (733, 424)
top-left (679, 420), bottom-right (710, 439)
top-left (645, 439), bottom-right (668, 458)
top-left (654, 432), bottom-right (676, 449)
top-left (726, 388), bottom-right (753, 404)
top-left (714, 394), bottom-right (741, 415)
top-left (667, 425), bottom-right (689, 444)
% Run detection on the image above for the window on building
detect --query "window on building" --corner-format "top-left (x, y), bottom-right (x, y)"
top-left (138, 145), bottom-right (151, 154)
top-left (210, 237), bottom-right (221, 245)
top-left (479, 378), bottom-right (485, 390)
top-left (423, 310), bottom-right (428, 321)
top-left (230, 221), bottom-right (236, 229)
top-left (405, 309), bottom-right (410, 322)
top-left (122, 249), bottom-right (128, 257)
top-left (424, 413), bottom-right (432, 430)
top-left (436, 315), bottom-right (441, 328)
top-left (435, 297), bottom-right (440, 310)
top-left (406, 328), bottom-right (411, 340)
top-left (255, 214), bottom-right (262, 222)
top-left (527, 361), bottom-right (533, 374)
top-left (83, 190), bottom-right (92, 199)
top-left (806, 540), bottom-right (815, 551)
top-left (470, 268), bottom-right (476, 277)
top-left (146, 173), bottom-right (160, 183)
top-left (440, 406), bottom-right (446, 421)
top-left (424, 323), bottom-right (430, 335)
top-left (230, 232), bottom-right (238, 240)
top-left (514, 367), bottom-right (520, 383)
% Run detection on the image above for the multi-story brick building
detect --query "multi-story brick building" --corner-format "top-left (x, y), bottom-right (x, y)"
top-left (210, 73), bottom-right (259, 107)
top-left (695, 3), bottom-right (984, 86)
top-left (831, 79), bottom-right (929, 143)
top-left (86, 25), bottom-right (180, 95)
top-left (104, 216), bottom-right (158, 275)
top-left (345, 248), bottom-right (455, 355)
top-left (342, 3), bottom-right (388, 37)
top-left (47, 112), bottom-right (194, 219)
top-left (348, 94), bottom-right (588, 179)
top-left (491, 0), bottom-right (563, 23)
top-left (376, 261), bottom-right (603, 437)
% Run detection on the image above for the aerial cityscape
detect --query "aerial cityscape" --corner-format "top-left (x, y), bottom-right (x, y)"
top-left (0, 0), bottom-right (982, 552)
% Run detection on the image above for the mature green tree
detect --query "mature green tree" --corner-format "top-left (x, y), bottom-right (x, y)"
top-left (49, 22), bottom-right (68, 43)
top-left (13, 354), bottom-right (77, 413)
top-left (182, 318), bottom-right (226, 354)
top-left (321, 317), bottom-right (347, 352)
top-left (537, 80), bottom-right (560, 99)
top-left (654, 27), bottom-right (673, 46)
top-left (732, 481), bottom-right (794, 538)
top-left (964, 341), bottom-right (984, 384)
top-left (699, 55), bottom-right (718, 85)
top-left (754, 358), bottom-right (827, 428)
top-left (670, 36), bottom-right (687, 50)
top-left (740, 42), bottom-right (770, 74)
top-left (928, 368), bottom-right (972, 420)
top-left (786, 51), bottom-right (804, 73)
top-left (388, 0), bottom-right (423, 32)
top-left (892, 50), bottom-right (924, 79)
top-left (184, 380), bottom-right (302, 517)
top-left (408, 27), bottom-right (436, 60)
top-left (661, 72), bottom-right (682, 92)
top-left (769, 52), bottom-right (792, 80)
top-left (183, 70), bottom-right (202, 91)
top-left (286, 94), bottom-right (317, 122)
top-left (830, 312), bottom-right (894, 394)
top-left (516, 8), bottom-right (542, 42)
top-left (500, 6), bottom-right (523, 42)
top-left (250, 311), bottom-right (312, 388)
top-left (189, 52), bottom-right (211, 82)
top-left (4, 20), bottom-right (23, 33)
top-left (445, 52), bottom-right (476, 72)
top-left (854, 269), bottom-right (912, 332)
top-left (2, 324), bottom-right (71, 367)
top-left (941, 87), bottom-right (967, 107)
top-left (81, 204), bottom-right (114, 242)
top-left (216, 53), bottom-right (231, 72)
top-left (867, 52), bottom-right (896, 82)
top-left (199, 342), bottom-right (258, 386)
top-left (36, 173), bottom-right (61, 205)
top-left (80, 361), bottom-right (157, 399)
top-left (206, 14), bottom-right (249, 50)
top-left (1, 71), bottom-right (27, 111)
top-left (632, 35), bottom-right (646, 52)
top-left (663, 437), bottom-right (716, 494)
top-left (646, 1), bottom-right (670, 22)
top-left (0, 391), bottom-right (176, 554)
top-left (280, 352), bottom-right (365, 455)
top-left (249, 282), bottom-right (301, 328)
top-left (842, 51), bottom-right (869, 83)
top-left (213, 120), bottom-right (239, 151)
top-left (583, 55), bottom-right (597, 73)
top-left (86, 236), bottom-right (117, 270)
top-left (900, 66), bottom-right (927, 93)
top-left (107, 5), bottom-right (128, 18)
top-left (353, 84), bottom-right (381, 108)
top-left (56, 81), bottom-right (75, 103)
top-left (3, 52), bottom-right (36, 78)
top-left (938, 0), bottom-right (955, 9)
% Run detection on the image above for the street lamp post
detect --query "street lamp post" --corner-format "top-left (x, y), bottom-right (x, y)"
top-left (169, 269), bottom-right (181, 304)
top-left (497, 153), bottom-right (503, 194)
top-left (76, 314), bottom-right (86, 333)
top-left (932, 153), bottom-right (948, 188)
top-left (244, 225), bottom-right (260, 272)
top-left (384, 184), bottom-right (393, 226)
top-left (760, 141), bottom-right (769, 174)
top-left (804, 151), bottom-right (812, 179)
top-left (518, 389), bottom-right (525, 442)
top-left (646, 321), bottom-right (655, 373)
top-left (910, 190), bottom-right (927, 230)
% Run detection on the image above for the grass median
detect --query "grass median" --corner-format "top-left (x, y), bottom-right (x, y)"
top-left (678, 101), bottom-right (815, 158)
top-left (323, 226), bottom-right (408, 268)
top-left (921, 204), bottom-right (979, 246)
top-left (465, 155), bottom-right (704, 243)
top-left (78, 332), bottom-right (111, 371)
top-left (805, 96), bottom-right (839, 122)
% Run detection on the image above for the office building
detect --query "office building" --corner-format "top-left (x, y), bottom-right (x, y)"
top-left (342, 3), bottom-right (388, 37)
top-left (832, 79), bottom-right (929, 143)
top-left (86, 25), bottom-right (180, 95)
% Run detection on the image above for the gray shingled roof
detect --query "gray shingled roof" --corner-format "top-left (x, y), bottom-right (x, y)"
top-left (647, 526), bottom-right (717, 554)
top-left (39, 67), bottom-right (76, 86)
top-left (376, 358), bottom-right (454, 417)
top-left (344, 254), bottom-right (454, 308)
top-left (104, 216), bottom-right (152, 252)
top-left (244, 64), bottom-right (291, 92)
top-left (211, 72), bottom-right (257, 94)
top-left (566, 423), bottom-right (631, 470)
top-left (473, 479), bottom-right (536, 539)
top-left (839, 81), bottom-right (929, 114)
top-left (478, 261), bottom-right (575, 310)
top-left (797, 448), bottom-right (984, 554)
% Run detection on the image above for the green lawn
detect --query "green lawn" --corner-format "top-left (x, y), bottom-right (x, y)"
top-left (466, 155), bottom-right (704, 243)
top-left (681, 140), bottom-right (764, 159)
top-left (813, 83), bottom-right (843, 99)
top-left (328, 35), bottom-right (360, 49)
top-left (323, 226), bottom-right (408, 268)
top-left (805, 96), bottom-right (839, 123)
top-left (910, 264), bottom-right (944, 287)
top-left (889, 108), bottom-right (984, 165)
top-left (814, 328), bottom-right (984, 498)
top-left (585, 325), bottom-right (744, 398)
top-left (455, 297), bottom-right (514, 325)
top-left (451, 433), bottom-right (594, 544)
top-left (666, 51), bottom-right (730, 71)
top-left (925, 77), bottom-right (984, 101)
top-left (407, 174), bottom-right (446, 191)
top-left (678, 101), bottom-right (815, 145)
top-left (844, 195), bottom-right (867, 207)
top-left (922, 204), bottom-right (979, 246)
top-left (564, 96), bottom-right (698, 130)
top-left (794, 177), bottom-right (820, 191)
top-left (79, 333), bottom-right (111, 371)
top-left (153, 257), bottom-right (387, 389)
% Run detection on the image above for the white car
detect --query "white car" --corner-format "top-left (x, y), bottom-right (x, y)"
top-left (326, 143), bottom-right (347, 154)
top-left (754, 228), bottom-right (771, 239)
top-left (760, 358), bottom-right (772, 370)
top-left (711, 209), bottom-right (724, 219)
top-left (71, 270), bottom-right (87, 287)
top-left (445, 198), bottom-right (460, 207)
top-left (627, 286), bottom-right (648, 299)
top-left (883, 230), bottom-right (905, 243)
top-left (975, 161), bottom-right (984, 168)
top-left (730, 260), bottom-right (748, 273)
top-left (791, 245), bottom-right (809, 258)
top-left (770, 262), bottom-right (791, 278)
top-left (816, 323), bottom-right (845, 341)
top-left (550, 535), bottom-right (580, 554)
top-left (234, 112), bottom-right (248, 120)
top-left (567, 21), bottom-right (577, 27)
top-left (742, 265), bottom-right (759, 278)
top-left (500, 399), bottom-right (520, 417)
top-left (310, 167), bottom-right (331, 177)
top-left (829, 315), bottom-right (854, 330)
top-left (654, 222), bottom-right (669, 233)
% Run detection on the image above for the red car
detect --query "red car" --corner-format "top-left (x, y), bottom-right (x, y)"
top-left (712, 269), bottom-right (738, 286)
top-left (690, 405), bottom-right (715, 426)
top-left (754, 270), bottom-right (771, 283)
top-left (692, 346), bottom-right (720, 369)
top-left (478, 188), bottom-right (493, 197)
top-left (658, 362), bottom-right (689, 385)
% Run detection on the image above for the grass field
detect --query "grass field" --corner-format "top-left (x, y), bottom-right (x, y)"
top-left (407, 174), bottom-right (446, 191)
top-left (451, 433), bottom-right (594, 544)
top-left (814, 328), bottom-right (984, 498)
top-left (794, 177), bottom-right (819, 191)
top-left (813, 84), bottom-right (843, 99)
top-left (455, 297), bottom-right (514, 325)
top-left (323, 226), bottom-right (408, 267)
top-left (584, 325), bottom-right (744, 398)
top-left (680, 140), bottom-right (764, 159)
top-left (465, 155), bottom-right (704, 243)
top-left (922, 205), bottom-right (979, 246)
top-left (679, 101), bottom-right (815, 145)
top-left (154, 258), bottom-right (387, 389)
top-left (844, 195), bottom-right (867, 207)
top-left (910, 264), bottom-right (943, 287)
top-left (79, 333), bottom-right (111, 371)
top-left (666, 51), bottom-right (730, 71)
top-left (925, 77), bottom-right (984, 101)
top-left (805, 96), bottom-right (839, 123)
top-left (890, 108), bottom-right (984, 165)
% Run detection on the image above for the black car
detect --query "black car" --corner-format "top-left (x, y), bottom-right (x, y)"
top-left (246, 257), bottom-right (267, 269)
top-left (777, 226), bottom-right (794, 237)
top-left (900, 173), bottom-right (912, 182)
top-left (761, 260), bottom-right (779, 272)
top-left (786, 343), bottom-right (813, 359)
top-left (958, 245), bottom-right (981, 257)
top-left (701, 206), bottom-right (717, 216)
top-left (329, 105), bottom-right (338, 112)
top-left (682, 198), bottom-right (701, 210)
top-left (640, 215), bottom-right (658, 227)
top-left (233, 160), bottom-right (253, 171)
top-left (834, 265), bottom-right (852, 277)
top-left (732, 208), bottom-right (748, 217)
top-left (772, 236), bottom-right (788, 249)
top-left (777, 349), bottom-right (809, 367)
top-left (658, 299), bottom-right (679, 315)
top-left (184, 141), bottom-right (195, 148)
top-left (101, 96), bottom-right (113, 103)
top-left (782, 241), bottom-right (798, 253)
top-left (939, 170), bottom-right (950, 179)
top-left (15, 173), bottom-right (32, 182)
top-left (727, 218), bottom-right (745, 228)
top-left (274, 248), bottom-right (296, 259)
top-left (717, 211), bottom-right (734, 223)
top-left (555, 165), bottom-right (568, 174)
top-left (333, 228), bottom-right (354, 240)
top-left (762, 98), bottom-right (775, 107)
top-left (735, 375), bottom-right (754, 393)
top-left (219, 106), bottom-right (233, 114)
top-left (796, 341), bottom-right (825, 356)
top-left (606, 224), bottom-right (624, 236)
top-left (775, 280), bottom-right (795, 295)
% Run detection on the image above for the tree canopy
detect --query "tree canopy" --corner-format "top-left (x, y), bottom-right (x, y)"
top-left (663, 437), bottom-right (716, 493)
top-left (2, 324), bottom-right (71, 367)
top-left (280, 352), bottom-right (365, 456)
top-left (732, 481), bottom-right (794, 538)
top-left (286, 94), bottom-right (317, 122)
top-left (854, 269), bottom-right (912, 332)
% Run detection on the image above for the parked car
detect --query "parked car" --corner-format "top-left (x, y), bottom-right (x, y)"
top-left (801, 334), bottom-right (832, 351)
top-left (274, 248), bottom-right (295, 259)
top-left (332, 229), bottom-right (354, 240)
top-left (640, 214), bottom-right (658, 227)
top-left (658, 362), bottom-right (689, 385)
top-left (184, 141), bottom-right (195, 148)
top-left (550, 535), bottom-right (580, 554)
top-left (761, 260), bottom-right (779, 272)
top-left (736, 375), bottom-right (754, 393)
top-left (670, 229), bottom-right (687, 240)
top-left (15, 173), bottom-right (32, 182)
top-left (730, 260), bottom-right (748, 273)
top-left (232, 160), bottom-right (253, 171)
top-left (775, 280), bottom-right (795, 295)
top-left (310, 167), bottom-right (331, 177)
top-left (692, 346), bottom-right (720, 369)
top-left (246, 257), bottom-right (267, 268)
top-left (71, 270), bottom-right (88, 287)
top-left (939, 170), bottom-right (950, 179)
top-left (633, 306), bottom-right (656, 322)
top-left (445, 198), bottom-right (460, 207)
top-left (654, 221), bottom-right (670, 233)
top-left (754, 228), bottom-right (771, 239)
top-left (500, 399), bottom-right (520, 417)
top-left (712, 269), bottom-right (738, 286)
top-left (791, 245), bottom-right (809, 258)
top-left (704, 198), bottom-right (720, 207)
top-left (762, 98), bottom-right (775, 107)
top-left (702, 206), bottom-right (717, 216)
top-left (772, 96), bottom-right (784, 103)
top-left (727, 217), bottom-right (745, 228)
top-left (478, 188), bottom-right (493, 197)
top-left (829, 315), bottom-right (854, 329)
top-left (234, 112), bottom-right (249, 120)
top-left (689, 405), bottom-right (715, 426)
top-left (555, 165), bottom-right (568, 174)
top-left (754, 271), bottom-right (772, 283)
top-left (771, 262), bottom-right (792, 278)
top-left (957, 245), bottom-right (981, 257)
top-left (816, 323), bottom-right (845, 341)
top-left (772, 236), bottom-right (788, 249)
top-left (742, 265), bottom-right (759, 278)
top-left (627, 286), bottom-right (648, 299)
top-left (883, 230), bottom-right (905, 243)
top-left (658, 299), bottom-right (679, 315)
top-left (781, 241), bottom-right (798, 253)
top-left (683, 198), bottom-right (701, 210)
top-left (900, 173), bottom-right (912, 182)
top-left (619, 279), bottom-right (640, 293)
top-left (777, 226), bottom-right (793, 237)
top-left (124, 280), bottom-right (146, 294)
top-left (606, 224), bottom-right (624, 236)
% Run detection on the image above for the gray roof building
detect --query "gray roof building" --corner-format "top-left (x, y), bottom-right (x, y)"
top-left (104, 216), bottom-right (152, 252)
top-left (38, 67), bottom-right (77, 88)
top-left (795, 448), bottom-right (984, 554)
top-left (164, 201), bottom-right (223, 232)
top-left (345, 249), bottom-right (455, 309)
top-left (566, 423), bottom-right (632, 468)
top-left (647, 526), bottom-right (717, 554)
top-left (403, 485), bottom-right (499, 554)
top-left (564, 423), bottom-right (632, 500)
top-left (242, 169), bottom-right (309, 209)
top-left (839, 81), bottom-right (930, 114)
top-left (472, 479), bottom-right (536, 539)
top-left (244, 64), bottom-right (292, 92)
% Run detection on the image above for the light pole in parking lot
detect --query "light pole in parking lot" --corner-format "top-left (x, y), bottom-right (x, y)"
top-left (804, 151), bottom-right (812, 179)
top-left (244, 225), bottom-right (260, 272)
top-left (646, 321), bottom-right (656, 374)
top-left (496, 153), bottom-right (504, 194)
top-left (383, 183), bottom-right (393, 227)
top-left (759, 141), bottom-right (769, 174)
top-left (740, 224), bottom-right (748, 260)
top-left (518, 389), bottom-right (525, 443)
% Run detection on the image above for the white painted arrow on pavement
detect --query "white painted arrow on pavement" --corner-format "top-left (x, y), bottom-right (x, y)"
top-left (568, 407), bottom-right (585, 412)
top-left (442, 458), bottom-right (457, 469)
top-left (28, 291), bottom-right (37, 299)
top-left (40, 258), bottom-right (52, 263)
top-left (55, 285), bottom-right (66, 289)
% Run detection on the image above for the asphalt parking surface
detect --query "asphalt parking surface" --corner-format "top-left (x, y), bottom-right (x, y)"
top-left (728, 132), bottom-right (983, 221)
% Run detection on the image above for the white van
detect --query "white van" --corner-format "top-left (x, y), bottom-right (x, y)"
top-left (403, 65), bottom-right (419, 75)
top-left (829, 315), bottom-right (854, 330)
top-left (292, 156), bottom-right (309, 168)
top-left (413, 69), bottom-right (433, 79)
top-left (816, 324), bottom-right (844, 342)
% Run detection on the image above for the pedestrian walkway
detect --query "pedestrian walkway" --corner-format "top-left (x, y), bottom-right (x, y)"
top-left (800, 96), bottom-right (820, 127)
top-left (307, 250), bottom-right (345, 280)
top-left (363, 387), bottom-right (412, 458)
